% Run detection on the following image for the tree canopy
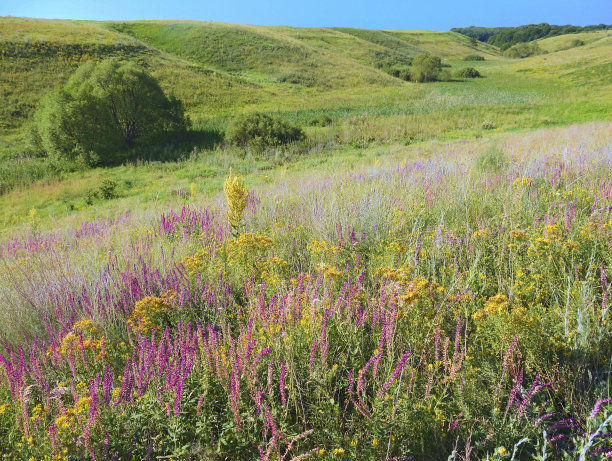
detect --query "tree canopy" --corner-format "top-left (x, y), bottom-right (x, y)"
top-left (409, 54), bottom-right (442, 83)
top-left (30, 58), bottom-right (188, 166)
top-left (452, 23), bottom-right (611, 50)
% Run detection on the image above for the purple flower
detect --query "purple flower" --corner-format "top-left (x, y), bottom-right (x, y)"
top-left (378, 351), bottom-right (410, 399)
top-left (280, 356), bottom-right (287, 407)
top-left (590, 398), bottom-right (612, 419)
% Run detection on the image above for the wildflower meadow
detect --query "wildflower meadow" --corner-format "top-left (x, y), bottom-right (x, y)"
top-left (1, 123), bottom-right (612, 460)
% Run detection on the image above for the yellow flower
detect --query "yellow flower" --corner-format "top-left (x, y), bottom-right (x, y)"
top-left (333, 447), bottom-right (345, 455)
top-left (372, 439), bottom-right (379, 447)
top-left (224, 169), bottom-right (249, 233)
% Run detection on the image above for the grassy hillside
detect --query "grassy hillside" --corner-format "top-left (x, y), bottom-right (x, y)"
top-left (0, 17), bottom-right (611, 207)
top-left (2, 17), bottom-right (611, 146)
top-left (2, 15), bottom-right (612, 460)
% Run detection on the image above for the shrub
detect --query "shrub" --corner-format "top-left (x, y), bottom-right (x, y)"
top-left (481, 120), bottom-right (494, 130)
top-left (463, 54), bottom-right (485, 61)
top-left (455, 67), bottom-right (482, 78)
top-left (307, 115), bottom-right (333, 127)
top-left (409, 54), bottom-right (443, 82)
top-left (225, 112), bottom-right (305, 152)
top-left (503, 42), bottom-right (541, 58)
top-left (99, 179), bottom-right (118, 200)
top-left (570, 39), bottom-right (585, 47)
top-left (438, 69), bottom-right (453, 81)
top-left (30, 59), bottom-right (189, 167)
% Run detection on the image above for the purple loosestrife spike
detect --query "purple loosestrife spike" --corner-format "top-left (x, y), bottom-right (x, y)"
top-left (373, 322), bottom-right (387, 378)
top-left (265, 405), bottom-right (279, 446)
top-left (535, 412), bottom-right (555, 426)
top-left (49, 423), bottom-right (58, 452)
top-left (516, 375), bottom-right (540, 418)
top-left (434, 329), bottom-right (440, 363)
top-left (196, 394), bottom-right (205, 417)
top-left (280, 356), bottom-right (287, 407)
top-left (103, 364), bottom-right (113, 406)
top-left (309, 341), bottom-right (317, 375)
top-left (267, 358), bottom-right (274, 395)
top-left (174, 380), bottom-right (184, 417)
top-left (230, 363), bottom-right (241, 431)
top-left (590, 398), bottom-right (612, 419)
top-left (347, 370), bottom-right (354, 399)
top-left (357, 354), bottom-right (378, 396)
top-left (505, 370), bottom-right (524, 418)
top-left (378, 351), bottom-right (410, 399)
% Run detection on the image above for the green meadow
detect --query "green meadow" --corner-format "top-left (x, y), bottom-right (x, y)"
top-left (1, 17), bottom-right (612, 459)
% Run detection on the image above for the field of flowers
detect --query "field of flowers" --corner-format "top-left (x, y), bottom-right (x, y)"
top-left (1, 123), bottom-right (612, 460)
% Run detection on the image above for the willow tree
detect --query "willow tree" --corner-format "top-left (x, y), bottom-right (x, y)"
top-left (30, 58), bottom-right (188, 166)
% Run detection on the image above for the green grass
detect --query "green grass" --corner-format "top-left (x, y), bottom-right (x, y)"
top-left (0, 17), bottom-right (611, 227)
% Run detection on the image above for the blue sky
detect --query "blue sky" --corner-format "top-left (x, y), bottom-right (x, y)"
top-left (2, 0), bottom-right (611, 30)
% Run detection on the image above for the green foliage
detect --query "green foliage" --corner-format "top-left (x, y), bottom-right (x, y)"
top-left (463, 54), bottom-right (485, 61)
top-left (99, 179), bottom-right (118, 200)
top-left (225, 112), bottom-right (305, 152)
top-left (308, 114), bottom-right (333, 127)
top-left (452, 23), bottom-right (611, 49)
top-left (455, 67), bottom-right (482, 78)
top-left (475, 144), bottom-right (506, 172)
top-left (409, 54), bottom-right (443, 82)
top-left (503, 42), bottom-right (542, 58)
top-left (29, 58), bottom-right (188, 166)
top-left (571, 38), bottom-right (585, 47)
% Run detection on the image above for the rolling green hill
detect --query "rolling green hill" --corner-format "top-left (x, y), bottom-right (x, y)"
top-left (0, 16), bottom-right (611, 215)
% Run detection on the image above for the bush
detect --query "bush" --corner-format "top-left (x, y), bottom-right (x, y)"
top-left (30, 59), bottom-right (189, 167)
top-left (226, 113), bottom-right (305, 152)
top-left (438, 69), bottom-right (453, 81)
top-left (570, 39), bottom-right (585, 47)
top-left (455, 67), bottom-right (482, 78)
top-left (308, 115), bottom-right (333, 127)
top-left (409, 54), bottom-right (443, 82)
top-left (481, 120), bottom-right (494, 130)
top-left (503, 42), bottom-right (542, 58)
top-left (463, 54), bottom-right (485, 61)
top-left (99, 179), bottom-right (118, 200)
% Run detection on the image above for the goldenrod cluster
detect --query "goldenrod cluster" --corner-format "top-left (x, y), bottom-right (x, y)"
top-left (223, 169), bottom-right (249, 233)
top-left (128, 291), bottom-right (175, 334)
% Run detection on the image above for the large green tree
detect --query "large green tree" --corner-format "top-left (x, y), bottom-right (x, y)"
top-left (30, 58), bottom-right (188, 166)
top-left (409, 54), bottom-right (443, 83)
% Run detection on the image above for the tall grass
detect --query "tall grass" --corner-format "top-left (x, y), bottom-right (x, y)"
top-left (0, 123), bottom-right (611, 459)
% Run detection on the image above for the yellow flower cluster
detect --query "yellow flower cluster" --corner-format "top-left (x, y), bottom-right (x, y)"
top-left (308, 238), bottom-right (340, 257)
top-left (223, 169), bottom-right (249, 233)
top-left (183, 234), bottom-right (220, 274)
top-left (513, 177), bottom-right (532, 186)
top-left (316, 263), bottom-right (343, 278)
top-left (399, 277), bottom-right (443, 304)
top-left (53, 318), bottom-right (105, 359)
top-left (127, 291), bottom-right (175, 334)
top-left (227, 233), bottom-right (272, 261)
top-left (376, 264), bottom-right (414, 282)
top-left (473, 294), bottom-right (509, 320)
top-left (54, 397), bottom-right (90, 433)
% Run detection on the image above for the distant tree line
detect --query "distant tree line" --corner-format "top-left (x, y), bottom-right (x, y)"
top-left (452, 23), bottom-right (611, 50)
